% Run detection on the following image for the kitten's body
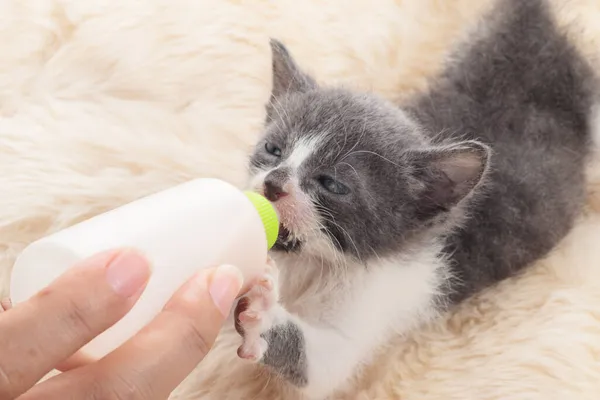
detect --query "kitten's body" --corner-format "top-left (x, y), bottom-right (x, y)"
top-left (408, 0), bottom-right (595, 303)
top-left (232, 1), bottom-right (598, 399)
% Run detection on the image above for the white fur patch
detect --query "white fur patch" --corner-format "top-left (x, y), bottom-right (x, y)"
top-left (277, 246), bottom-right (446, 399)
top-left (248, 169), bottom-right (270, 193)
top-left (286, 136), bottom-right (323, 170)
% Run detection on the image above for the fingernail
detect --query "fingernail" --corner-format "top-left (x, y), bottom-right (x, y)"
top-left (209, 265), bottom-right (244, 317)
top-left (105, 250), bottom-right (151, 298)
top-left (0, 298), bottom-right (12, 311)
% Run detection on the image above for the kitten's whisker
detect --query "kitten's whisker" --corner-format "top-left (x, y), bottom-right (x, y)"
top-left (339, 162), bottom-right (360, 179)
top-left (307, 226), bottom-right (345, 268)
top-left (305, 212), bottom-right (348, 269)
top-left (335, 161), bottom-right (378, 205)
top-left (334, 117), bottom-right (351, 160)
top-left (312, 201), bottom-right (362, 263)
top-left (272, 95), bottom-right (291, 125)
top-left (269, 101), bottom-right (286, 126)
top-left (323, 216), bottom-right (362, 264)
top-left (311, 221), bottom-right (347, 268)
top-left (341, 150), bottom-right (402, 169)
top-left (337, 117), bottom-right (368, 162)
top-left (367, 244), bottom-right (384, 268)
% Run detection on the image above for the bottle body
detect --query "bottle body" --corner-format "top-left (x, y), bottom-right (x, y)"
top-left (10, 178), bottom-right (269, 359)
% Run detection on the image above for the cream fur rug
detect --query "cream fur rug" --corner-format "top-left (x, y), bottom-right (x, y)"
top-left (2, 0), bottom-right (600, 399)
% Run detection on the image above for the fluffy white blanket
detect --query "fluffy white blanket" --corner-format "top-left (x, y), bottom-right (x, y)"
top-left (1, 0), bottom-right (600, 399)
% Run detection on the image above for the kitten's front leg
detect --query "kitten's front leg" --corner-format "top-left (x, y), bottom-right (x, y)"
top-left (234, 259), bottom-right (309, 386)
top-left (234, 258), bottom-right (428, 399)
top-left (234, 268), bottom-right (354, 398)
top-left (234, 253), bottom-right (443, 400)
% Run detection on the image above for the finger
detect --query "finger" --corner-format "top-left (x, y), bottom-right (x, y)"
top-left (26, 264), bottom-right (243, 400)
top-left (0, 249), bottom-right (151, 399)
top-left (55, 351), bottom-right (95, 372)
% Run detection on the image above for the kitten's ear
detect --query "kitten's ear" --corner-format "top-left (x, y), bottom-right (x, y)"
top-left (410, 140), bottom-right (490, 220)
top-left (270, 39), bottom-right (317, 100)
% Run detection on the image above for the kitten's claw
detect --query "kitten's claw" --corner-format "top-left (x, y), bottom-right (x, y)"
top-left (237, 337), bottom-right (268, 361)
top-left (234, 261), bottom-right (281, 362)
top-left (239, 310), bottom-right (260, 322)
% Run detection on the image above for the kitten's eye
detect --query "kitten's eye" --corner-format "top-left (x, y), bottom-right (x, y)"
top-left (318, 176), bottom-right (350, 195)
top-left (265, 142), bottom-right (282, 157)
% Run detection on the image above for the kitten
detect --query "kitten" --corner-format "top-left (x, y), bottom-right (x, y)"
top-left (234, 0), bottom-right (598, 398)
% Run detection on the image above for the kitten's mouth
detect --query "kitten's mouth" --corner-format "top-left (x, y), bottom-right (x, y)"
top-left (272, 224), bottom-right (302, 252)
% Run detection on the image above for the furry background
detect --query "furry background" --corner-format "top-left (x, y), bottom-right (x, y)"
top-left (1, 0), bottom-right (600, 399)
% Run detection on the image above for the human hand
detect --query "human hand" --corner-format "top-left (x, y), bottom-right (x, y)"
top-left (0, 249), bottom-right (243, 399)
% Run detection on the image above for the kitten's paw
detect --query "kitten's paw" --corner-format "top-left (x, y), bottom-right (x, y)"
top-left (234, 260), bottom-right (282, 362)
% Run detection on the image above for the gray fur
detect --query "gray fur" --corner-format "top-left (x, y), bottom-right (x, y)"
top-left (406, 0), bottom-right (597, 302)
top-left (261, 321), bottom-right (308, 386)
top-left (246, 0), bottom-right (597, 387)
top-left (252, 0), bottom-right (595, 292)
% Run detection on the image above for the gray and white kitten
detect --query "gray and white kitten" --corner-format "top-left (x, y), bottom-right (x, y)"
top-left (233, 0), bottom-right (598, 398)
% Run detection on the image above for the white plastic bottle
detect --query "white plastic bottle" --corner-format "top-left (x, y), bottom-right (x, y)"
top-left (9, 178), bottom-right (279, 359)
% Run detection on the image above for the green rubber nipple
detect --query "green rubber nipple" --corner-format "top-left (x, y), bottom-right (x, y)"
top-left (244, 191), bottom-right (279, 250)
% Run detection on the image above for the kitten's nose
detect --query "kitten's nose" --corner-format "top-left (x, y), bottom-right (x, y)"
top-left (263, 172), bottom-right (289, 202)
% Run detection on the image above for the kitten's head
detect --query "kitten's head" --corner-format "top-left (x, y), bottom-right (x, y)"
top-left (249, 40), bottom-right (490, 263)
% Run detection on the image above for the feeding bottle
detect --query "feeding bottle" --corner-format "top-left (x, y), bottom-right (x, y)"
top-left (10, 178), bottom-right (279, 359)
